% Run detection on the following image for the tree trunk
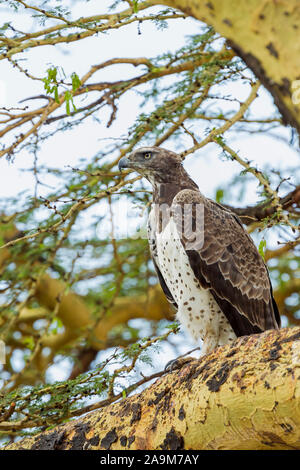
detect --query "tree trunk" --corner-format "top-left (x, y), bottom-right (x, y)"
top-left (153, 0), bottom-right (300, 135)
top-left (5, 327), bottom-right (300, 450)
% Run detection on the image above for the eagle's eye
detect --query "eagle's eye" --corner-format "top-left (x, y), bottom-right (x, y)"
top-left (144, 152), bottom-right (152, 160)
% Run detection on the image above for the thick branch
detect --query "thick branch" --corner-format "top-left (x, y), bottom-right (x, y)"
top-left (152, 0), bottom-right (300, 135)
top-left (225, 185), bottom-right (300, 225)
top-left (5, 327), bottom-right (300, 450)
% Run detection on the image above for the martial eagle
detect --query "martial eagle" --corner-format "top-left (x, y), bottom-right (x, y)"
top-left (118, 147), bottom-right (280, 355)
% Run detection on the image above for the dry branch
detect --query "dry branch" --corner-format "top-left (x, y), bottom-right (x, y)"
top-left (226, 185), bottom-right (300, 226)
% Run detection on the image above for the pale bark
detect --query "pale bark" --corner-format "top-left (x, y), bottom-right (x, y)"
top-left (152, 0), bottom-right (300, 135)
top-left (5, 327), bottom-right (300, 450)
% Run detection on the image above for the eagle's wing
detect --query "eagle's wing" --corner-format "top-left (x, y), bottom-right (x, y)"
top-left (147, 207), bottom-right (178, 309)
top-left (172, 189), bottom-right (280, 336)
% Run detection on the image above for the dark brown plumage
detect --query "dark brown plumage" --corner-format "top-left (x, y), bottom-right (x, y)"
top-left (119, 146), bottom-right (280, 353)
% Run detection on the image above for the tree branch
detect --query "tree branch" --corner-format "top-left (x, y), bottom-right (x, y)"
top-left (151, 0), bottom-right (300, 136)
top-left (226, 185), bottom-right (300, 225)
top-left (5, 327), bottom-right (300, 450)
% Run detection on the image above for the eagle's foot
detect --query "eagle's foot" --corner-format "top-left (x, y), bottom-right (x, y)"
top-left (164, 356), bottom-right (194, 373)
top-left (164, 346), bottom-right (200, 373)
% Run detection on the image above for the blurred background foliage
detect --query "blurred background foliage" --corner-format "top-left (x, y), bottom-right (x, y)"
top-left (0, 0), bottom-right (299, 444)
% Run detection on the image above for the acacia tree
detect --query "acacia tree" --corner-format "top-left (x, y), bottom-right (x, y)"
top-left (0, 0), bottom-right (299, 449)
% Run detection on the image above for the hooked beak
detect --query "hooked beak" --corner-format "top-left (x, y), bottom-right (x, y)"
top-left (118, 157), bottom-right (131, 172)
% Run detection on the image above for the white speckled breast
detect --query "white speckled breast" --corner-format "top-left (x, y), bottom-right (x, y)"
top-left (155, 217), bottom-right (236, 351)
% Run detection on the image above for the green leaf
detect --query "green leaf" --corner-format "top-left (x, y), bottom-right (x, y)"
top-left (258, 239), bottom-right (267, 261)
top-left (133, 0), bottom-right (139, 13)
top-left (23, 336), bottom-right (35, 351)
top-left (54, 86), bottom-right (59, 103)
top-left (71, 72), bottom-right (81, 92)
top-left (49, 317), bottom-right (63, 334)
top-left (48, 67), bottom-right (58, 81)
top-left (65, 90), bottom-right (72, 115)
top-left (215, 188), bottom-right (224, 203)
top-left (64, 90), bottom-right (77, 115)
top-left (54, 317), bottom-right (63, 328)
top-left (71, 98), bottom-right (77, 112)
top-left (0, 22), bottom-right (11, 34)
top-left (43, 67), bottom-right (58, 97)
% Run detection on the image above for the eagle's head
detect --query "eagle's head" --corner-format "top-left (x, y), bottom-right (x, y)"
top-left (118, 146), bottom-right (182, 184)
